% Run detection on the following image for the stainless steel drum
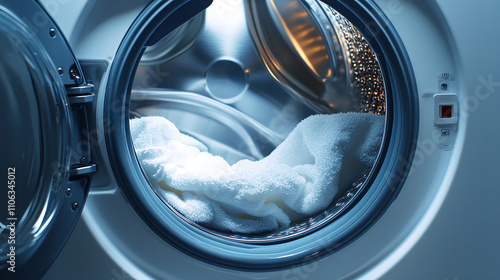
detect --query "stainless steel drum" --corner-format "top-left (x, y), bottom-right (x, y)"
top-left (130, 0), bottom-right (386, 242)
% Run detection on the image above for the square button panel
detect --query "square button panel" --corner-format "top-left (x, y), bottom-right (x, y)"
top-left (434, 94), bottom-right (458, 125)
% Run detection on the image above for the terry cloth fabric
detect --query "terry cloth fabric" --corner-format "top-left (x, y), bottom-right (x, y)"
top-left (130, 113), bottom-right (384, 234)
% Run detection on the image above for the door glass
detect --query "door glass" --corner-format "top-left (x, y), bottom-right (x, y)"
top-left (0, 10), bottom-right (71, 259)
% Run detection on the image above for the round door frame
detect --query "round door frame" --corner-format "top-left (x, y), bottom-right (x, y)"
top-left (104, 0), bottom-right (418, 270)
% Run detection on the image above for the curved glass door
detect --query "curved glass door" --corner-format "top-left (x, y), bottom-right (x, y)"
top-left (0, 7), bottom-right (72, 277)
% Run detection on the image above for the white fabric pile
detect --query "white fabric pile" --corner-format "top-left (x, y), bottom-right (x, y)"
top-left (130, 113), bottom-right (384, 234)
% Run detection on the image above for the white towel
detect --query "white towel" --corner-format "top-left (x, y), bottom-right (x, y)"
top-left (130, 113), bottom-right (384, 234)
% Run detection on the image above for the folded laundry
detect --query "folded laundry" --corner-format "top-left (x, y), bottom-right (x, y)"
top-left (130, 113), bottom-right (384, 234)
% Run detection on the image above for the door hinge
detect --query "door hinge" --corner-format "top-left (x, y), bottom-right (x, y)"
top-left (67, 84), bottom-right (95, 104)
top-left (70, 163), bottom-right (98, 177)
top-left (66, 83), bottom-right (98, 179)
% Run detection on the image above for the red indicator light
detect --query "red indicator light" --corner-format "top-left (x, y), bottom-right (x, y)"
top-left (440, 105), bottom-right (453, 118)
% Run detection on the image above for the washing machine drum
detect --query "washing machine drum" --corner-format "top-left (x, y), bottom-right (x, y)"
top-left (0, 0), bottom-right (418, 277)
top-left (107, 0), bottom-right (417, 270)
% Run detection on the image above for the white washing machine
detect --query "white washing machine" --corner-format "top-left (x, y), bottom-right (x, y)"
top-left (1, 0), bottom-right (499, 279)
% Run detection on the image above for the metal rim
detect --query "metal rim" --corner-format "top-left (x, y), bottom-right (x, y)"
top-left (105, 0), bottom-right (418, 270)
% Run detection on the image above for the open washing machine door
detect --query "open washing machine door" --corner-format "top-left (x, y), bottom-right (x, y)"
top-left (0, 0), bottom-right (210, 279)
top-left (0, 1), bottom-right (96, 278)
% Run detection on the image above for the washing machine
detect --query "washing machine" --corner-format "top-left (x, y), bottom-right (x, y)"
top-left (1, 0), bottom-right (499, 279)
